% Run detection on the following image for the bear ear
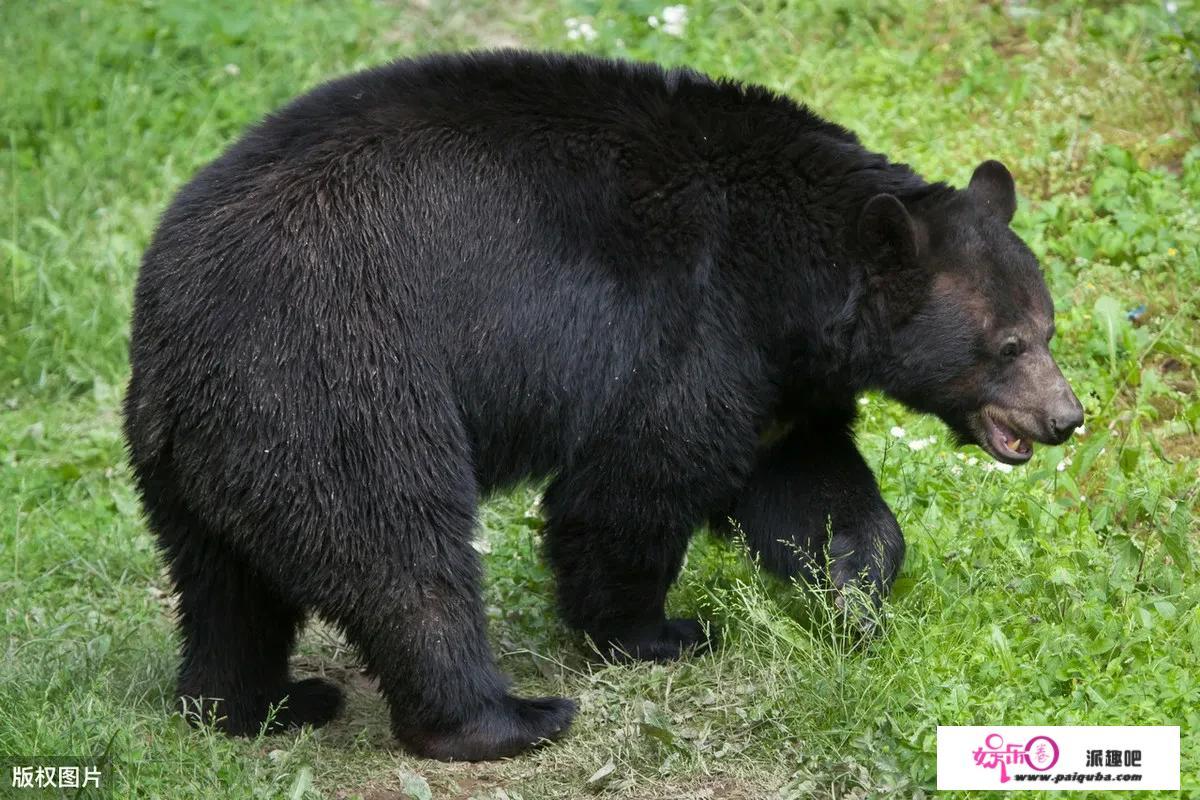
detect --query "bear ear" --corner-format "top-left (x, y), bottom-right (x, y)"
top-left (858, 193), bottom-right (923, 265)
top-left (967, 160), bottom-right (1016, 223)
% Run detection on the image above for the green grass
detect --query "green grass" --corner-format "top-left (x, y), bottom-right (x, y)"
top-left (2, 0), bottom-right (1198, 797)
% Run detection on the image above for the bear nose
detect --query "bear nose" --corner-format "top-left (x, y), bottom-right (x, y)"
top-left (1049, 399), bottom-right (1084, 443)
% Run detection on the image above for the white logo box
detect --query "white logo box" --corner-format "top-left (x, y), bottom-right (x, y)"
top-left (937, 725), bottom-right (1180, 791)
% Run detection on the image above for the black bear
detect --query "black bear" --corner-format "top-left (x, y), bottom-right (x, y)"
top-left (124, 51), bottom-right (1083, 761)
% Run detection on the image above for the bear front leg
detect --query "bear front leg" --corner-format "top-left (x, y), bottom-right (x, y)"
top-left (730, 420), bottom-right (905, 617)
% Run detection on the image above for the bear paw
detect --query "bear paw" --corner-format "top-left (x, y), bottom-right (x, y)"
top-left (186, 676), bottom-right (345, 736)
top-left (402, 694), bottom-right (576, 761)
top-left (600, 617), bottom-right (717, 663)
top-left (271, 677), bottom-right (346, 731)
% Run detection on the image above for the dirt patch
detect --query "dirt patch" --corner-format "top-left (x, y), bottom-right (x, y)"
top-left (1159, 154), bottom-right (1185, 177)
top-left (338, 789), bottom-right (401, 800)
top-left (336, 762), bottom-right (540, 800)
top-left (1161, 433), bottom-right (1200, 461)
top-left (337, 774), bottom-right (770, 800)
top-left (379, 0), bottom-right (524, 50)
top-left (1155, 356), bottom-right (1197, 396)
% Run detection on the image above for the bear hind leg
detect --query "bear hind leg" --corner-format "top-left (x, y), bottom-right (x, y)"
top-left (152, 501), bottom-right (344, 735)
top-left (282, 432), bottom-right (575, 761)
top-left (317, 510), bottom-right (576, 761)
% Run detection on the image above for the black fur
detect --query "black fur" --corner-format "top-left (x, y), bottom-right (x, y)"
top-left (124, 50), bottom-right (1071, 761)
top-left (724, 409), bottom-right (905, 611)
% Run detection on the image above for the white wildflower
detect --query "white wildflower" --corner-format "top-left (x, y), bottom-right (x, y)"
top-left (1056, 456), bottom-right (1073, 473)
top-left (659, 4), bottom-right (688, 36)
top-left (858, 396), bottom-right (869, 406)
top-left (565, 17), bottom-right (598, 42)
top-left (995, 462), bottom-right (1014, 473)
top-left (967, 456), bottom-right (979, 466)
top-left (890, 426), bottom-right (906, 439)
top-left (223, 63), bottom-right (240, 76)
top-left (907, 436), bottom-right (936, 451)
top-left (1075, 425), bottom-right (1086, 436)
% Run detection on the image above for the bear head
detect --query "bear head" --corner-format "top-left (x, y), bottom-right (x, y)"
top-left (858, 160), bottom-right (1084, 465)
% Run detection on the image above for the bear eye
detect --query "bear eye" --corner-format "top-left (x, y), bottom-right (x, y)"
top-left (1000, 337), bottom-right (1024, 360)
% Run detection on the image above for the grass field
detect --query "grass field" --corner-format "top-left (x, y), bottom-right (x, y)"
top-left (3, 1), bottom-right (1199, 797)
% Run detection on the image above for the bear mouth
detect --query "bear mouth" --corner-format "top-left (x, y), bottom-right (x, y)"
top-left (978, 410), bottom-right (1034, 465)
